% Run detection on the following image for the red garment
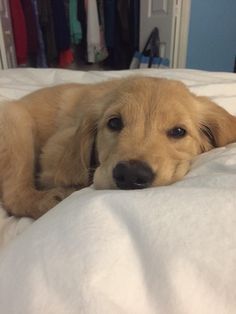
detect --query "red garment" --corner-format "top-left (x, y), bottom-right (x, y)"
top-left (9, 0), bottom-right (28, 65)
top-left (59, 49), bottom-right (74, 67)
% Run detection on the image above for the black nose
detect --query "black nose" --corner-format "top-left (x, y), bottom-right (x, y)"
top-left (112, 160), bottom-right (155, 190)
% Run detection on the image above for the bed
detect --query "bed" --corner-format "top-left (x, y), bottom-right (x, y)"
top-left (0, 68), bottom-right (236, 314)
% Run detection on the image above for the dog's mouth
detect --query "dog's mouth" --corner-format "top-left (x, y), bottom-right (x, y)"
top-left (112, 160), bottom-right (155, 190)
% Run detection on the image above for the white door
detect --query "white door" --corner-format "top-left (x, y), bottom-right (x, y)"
top-left (140, 0), bottom-right (190, 68)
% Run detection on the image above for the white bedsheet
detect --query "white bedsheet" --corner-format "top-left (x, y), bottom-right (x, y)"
top-left (0, 68), bottom-right (236, 314)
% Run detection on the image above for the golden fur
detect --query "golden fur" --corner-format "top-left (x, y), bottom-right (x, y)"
top-left (1, 76), bottom-right (236, 218)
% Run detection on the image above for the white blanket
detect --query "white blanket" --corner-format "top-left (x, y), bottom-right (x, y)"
top-left (0, 68), bottom-right (236, 314)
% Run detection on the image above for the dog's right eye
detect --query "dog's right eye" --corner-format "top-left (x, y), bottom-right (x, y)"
top-left (167, 127), bottom-right (186, 139)
top-left (107, 117), bottom-right (123, 132)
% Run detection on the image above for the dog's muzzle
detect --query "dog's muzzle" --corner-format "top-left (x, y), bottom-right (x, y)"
top-left (112, 160), bottom-right (155, 190)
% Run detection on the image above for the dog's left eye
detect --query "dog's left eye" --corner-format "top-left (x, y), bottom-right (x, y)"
top-left (107, 117), bottom-right (123, 131)
top-left (167, 127), bottom-right (186, 138)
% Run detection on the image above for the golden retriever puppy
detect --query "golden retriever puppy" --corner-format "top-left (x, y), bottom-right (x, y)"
top-left (1, 76), bottom-right (236, 219)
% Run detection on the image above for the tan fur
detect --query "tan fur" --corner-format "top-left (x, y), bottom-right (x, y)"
top-left (1, 76), bottom-right (236, 218)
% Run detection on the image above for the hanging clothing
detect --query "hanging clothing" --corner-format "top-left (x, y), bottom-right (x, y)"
top-left (96, 0), bottom-right (108, 62)
top-left (86, 0), bottom-right (101, 62)
top-left (51, 0), bottom-right (71, 52)
top-left (116, 0), bottom-right (132, 67)
top-left (103, 0), bottom-right (116, 50)
top-left (77, 0), bottom-right (87, 62)
top-left (9, 0), bottom-right (28, 65)
top-left (86, 0), bottom-right (108, 63)
top-left (21, 0), bottom-right (39, 66)
top-left (9, 0), bottom-right (139, 69)
top-left (59, 49), bottom-right (74, 67)
top-left (130, 0), bottom-right (140, 51)
top-left (50, 0), bottom-right (74, 67)
top-left (97, 0), bottom-right (105, 30)
top-left (37, 0), bottom-right (58, 65)
top-left (69, 0), bottom-right (82, 45)
top-left (104, 0), bottom-right (140, 69)
top-left (31, 0), bottom-right (47, 67)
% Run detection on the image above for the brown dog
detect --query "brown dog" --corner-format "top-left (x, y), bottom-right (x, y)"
top-left (1, 76), bottom-right (236, 218)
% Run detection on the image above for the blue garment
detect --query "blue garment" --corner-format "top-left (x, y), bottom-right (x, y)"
top-left (51, 0), bottom-right (70, 52)
top-left (104, 0), bottom-right (116, 49)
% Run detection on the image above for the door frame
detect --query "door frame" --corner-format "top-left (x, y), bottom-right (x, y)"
top-left (175, 0), bottom-right (191, 68)
top-left (139, 0), bottom-right (191, 68)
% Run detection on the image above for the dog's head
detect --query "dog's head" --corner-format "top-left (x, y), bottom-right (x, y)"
top-left (76, 77), bottom-right (236, 189)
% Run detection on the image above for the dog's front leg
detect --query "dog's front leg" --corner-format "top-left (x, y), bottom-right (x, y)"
top-left (0, 104), bottom-right (75, 219)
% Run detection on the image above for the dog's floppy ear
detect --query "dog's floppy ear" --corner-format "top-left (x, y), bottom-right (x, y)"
top-left (72, 114), bottom-right (98, 185)
top-left (40, 114), bottom-right (98, 189)
top-left (196, 96), bottom-right (236, 151)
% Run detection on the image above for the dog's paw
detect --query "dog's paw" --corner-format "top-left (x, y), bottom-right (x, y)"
top-left (36, 187), bottom-right (76, 219)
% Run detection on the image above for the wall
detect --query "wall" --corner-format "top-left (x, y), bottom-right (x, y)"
top-left (186, 0), bottom-right (236, 72)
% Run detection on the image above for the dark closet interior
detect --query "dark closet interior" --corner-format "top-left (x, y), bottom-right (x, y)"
top-left (9, 0), bottom-right (140, 70)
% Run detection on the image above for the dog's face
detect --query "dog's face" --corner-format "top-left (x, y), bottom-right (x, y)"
top-left (63, 77), bottom-right (236, 189)
top-left (79, 77), bottom-right (236, 190)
